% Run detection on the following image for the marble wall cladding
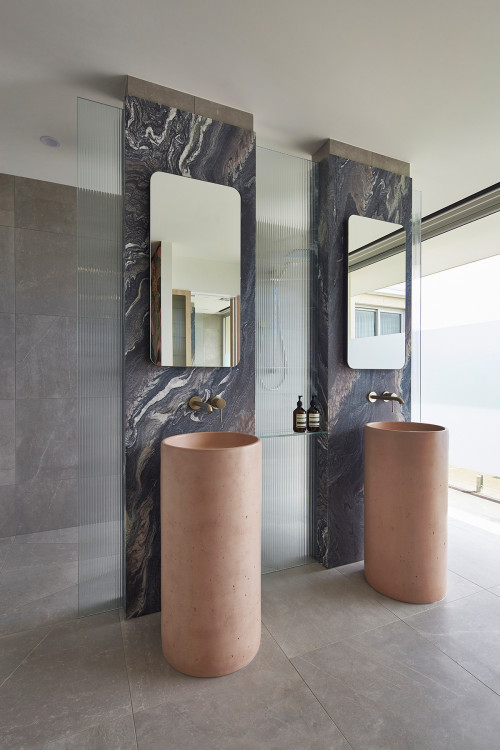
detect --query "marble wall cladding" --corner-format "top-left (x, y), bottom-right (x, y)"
top-left (124, 96), bottom-right (256, 618)
top-left (0, 173), bottom-right (77, 537)
top-left (316, 155), bottom-right (412, 568)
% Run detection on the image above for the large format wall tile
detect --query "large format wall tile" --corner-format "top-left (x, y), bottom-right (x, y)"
top-left (15, 314), bottom-right (76, 399)
top-left (0, 400), bottom-right (15, 486)
top-left (316, 156), bottom-right (412, 567)
top-left (0, 560), bottom-right (77, 615)
top-left (15, 228), bottom-right (76, 316)
top-left (15, 476), bottom-right (78, 534)
top-left (0, 584), bottom-right (78, 637)
top-left (0, 226), bottom-right (15, 314)
top-left (0, 314), bottom-right (15, 399)
top-left (15, 398), bottom-right (77, 485)
top-left (0, 173), bottom-right (14, 227)
top-left (124, 95), bottom-right (256, 617)
top-left (0, 177), bottom-right (79, 551)
top-left (14, 177), bottom-right (76, 235)
top-left (0, 485), bottom-right (16, 537)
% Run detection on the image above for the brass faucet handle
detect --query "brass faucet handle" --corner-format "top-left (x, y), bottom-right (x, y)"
top-left (210, 396), bottom-right (226, 410)
top-left (210, 396), bottom-right (226, 425)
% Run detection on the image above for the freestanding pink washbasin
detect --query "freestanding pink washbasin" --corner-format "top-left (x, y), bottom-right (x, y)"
top-left (364, 421), bottom-right (449, 604)
top-left (161, 431), bottom-right (262, 677)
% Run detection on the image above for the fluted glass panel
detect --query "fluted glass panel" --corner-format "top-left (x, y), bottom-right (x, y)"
top-left (411, 189), bottom-right (422, 422)
top-left (256, 147), bottom-right (318, 572)
top-left (77, 98), bottom-right (123, 616)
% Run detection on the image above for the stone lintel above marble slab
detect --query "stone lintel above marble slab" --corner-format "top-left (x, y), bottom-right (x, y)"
top-left (312, 138), bottom-right (410, 177)
top-left (125, 75), bottom-right (253, 131)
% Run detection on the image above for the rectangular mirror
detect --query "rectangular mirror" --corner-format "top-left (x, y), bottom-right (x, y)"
top-left (347, 215), bottom-right (406, 369)
top-left (150, 172), bottom-right (241, 367)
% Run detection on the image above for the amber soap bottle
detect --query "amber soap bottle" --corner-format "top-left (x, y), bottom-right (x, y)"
top-left (293, 396), bottom-right (306, 433)
top-left (307, 395), bottom-right (320, 432)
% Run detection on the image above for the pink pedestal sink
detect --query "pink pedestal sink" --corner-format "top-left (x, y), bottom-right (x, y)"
top-left (364, 421), bottom-right (449, 604)
top-left (161, 431), bottom-right (262, 677)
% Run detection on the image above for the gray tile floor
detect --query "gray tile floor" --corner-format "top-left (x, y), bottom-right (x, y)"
top-left (1, 504), bottom-right (500, 749)
top-left (0, 527), bottom-right (78, 637)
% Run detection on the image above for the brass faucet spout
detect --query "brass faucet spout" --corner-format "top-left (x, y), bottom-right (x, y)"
top-left (188, 396), bottom-right (213, 413)
top-left (367, 391), bottom-right (404, 406)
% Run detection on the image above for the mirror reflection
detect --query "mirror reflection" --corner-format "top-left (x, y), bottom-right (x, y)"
top-left (150, 172), bottom-right (241, 367)
top-left (347, 216), bottom-right (406, 369)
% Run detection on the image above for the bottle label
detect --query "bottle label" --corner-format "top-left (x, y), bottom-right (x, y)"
top-left (295, 414), bottom-right (306, 426)
top-left (308, 414), bottom-right (320, 426)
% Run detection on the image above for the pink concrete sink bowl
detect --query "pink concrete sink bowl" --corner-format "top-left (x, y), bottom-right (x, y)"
top-left (364, 421), bottom-right (449, 604)
top-left (162, 431), bottom-right (260, 451)
top-left (161, 431), bottom-right (262, 677)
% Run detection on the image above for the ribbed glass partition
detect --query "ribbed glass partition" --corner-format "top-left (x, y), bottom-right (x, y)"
top-left (411, 189), bottom-right (422, 422)
top-left (77, 98), bottom-right (124, 616)
top-left (256, 147), bottom-right (318, 573)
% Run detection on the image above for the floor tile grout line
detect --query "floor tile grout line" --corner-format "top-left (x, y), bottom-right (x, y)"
top-left (289, 660), bottom-right (357, 750)
top-left (27, 713), bottom-right (137, 750)
top-left (262, 621), bottom-right (356, 750)
top-left (333, 567), bottom-right (414, 622)
top-left (446, 564), bottom-right (494, 590)
top-left (119, 617), bottom-right (141, 748)
top-left (1, 557), bottom-right (79, 577)
top-left (399, 587), bottom-right (493, 623)
top-left (0, 537), bottom-right (17, 573)
top-left (403, 615), bottom-right (500, 700)
top-left (335, 562), bottom-right (492, 619)
top-left (0, 580), bottom-right (78, 618)
top-left (0, 622), bottom-right (55, 689)
top-left (262, 615), bottom-right (406, 663)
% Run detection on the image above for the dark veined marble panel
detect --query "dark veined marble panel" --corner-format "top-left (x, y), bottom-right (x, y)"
top-left (124, 96), bottom-right (256, 617)
top-left (316, 155), bottom-right (412, 568)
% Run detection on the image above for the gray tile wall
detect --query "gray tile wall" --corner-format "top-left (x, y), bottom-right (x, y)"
top-left (0, 173), bottom-right (77, 537)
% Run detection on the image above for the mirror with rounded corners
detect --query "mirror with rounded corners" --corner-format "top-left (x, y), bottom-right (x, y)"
top-left (150, 172), bottom-right (241, 367)
top-left (347, 215), bottom-right (406, 369)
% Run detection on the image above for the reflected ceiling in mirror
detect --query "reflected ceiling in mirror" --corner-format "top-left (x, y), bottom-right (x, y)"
top-left (347, 215), bottom-right (406, 370)
top-left (150, 172), bottom-right (241, 367)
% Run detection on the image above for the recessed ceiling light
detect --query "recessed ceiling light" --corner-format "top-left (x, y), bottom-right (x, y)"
top-left (40, 135), bottom-right (60, 148)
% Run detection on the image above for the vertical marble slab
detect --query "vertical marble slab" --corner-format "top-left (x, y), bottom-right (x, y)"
top-left (317, 155), bottom-right (412, 568)
top-left (124, 96), bottom-right (256, 618)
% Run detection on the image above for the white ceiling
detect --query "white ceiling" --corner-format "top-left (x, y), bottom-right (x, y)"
top-left (1, 0), bottom-right (499, 215)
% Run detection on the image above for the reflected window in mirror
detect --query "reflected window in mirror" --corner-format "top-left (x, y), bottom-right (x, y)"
top-left (347, 216), bottom-right (406, 369)
top-left (150, 172), bottom-right (241, 367)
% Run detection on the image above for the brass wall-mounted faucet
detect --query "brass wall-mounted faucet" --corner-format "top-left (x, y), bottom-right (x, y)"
top-left (188, 396), bottom-right (213, 413)
top-left (367, 391), bottom-right (404, 413)
top-left (188, 395), bottom-right (227, 423)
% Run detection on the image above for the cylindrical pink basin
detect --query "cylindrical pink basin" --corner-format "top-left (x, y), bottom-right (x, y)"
top-left (364, 421), bottom-right (449, 604)
top-left (161, 431), bottom-right (262, 677)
